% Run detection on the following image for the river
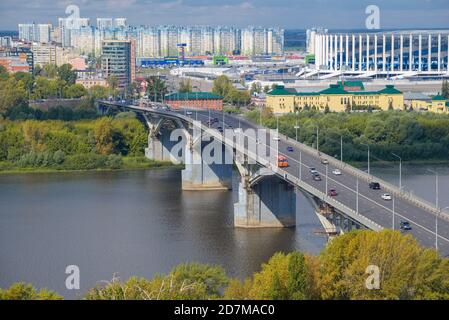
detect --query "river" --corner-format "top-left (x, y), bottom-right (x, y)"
top-left (0, 165), bottom-right (448, 299)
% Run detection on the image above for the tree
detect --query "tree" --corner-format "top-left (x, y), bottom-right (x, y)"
top-left (286, 252), bottom-right (311, 300)
top-left (106, 76), bottom-right (119, 97)
top-left (42, 64), bottom-right (58, 78)
top-left (179, 79), bottom-right (192, 93)
top-left (89, 85), bottom-right (110, 100)
top-left (250, 82), bottom-right (262, 95)
top-left (146, 76), bottom-right (168, 102)
top-left (442, 79), bottom-right (449, 99)
top-left (58, 64), bottom-right (77, 85)
top-left (317, 230), bottom-right (449, 300)
top-left (64, 84), bottom-right (87, 99)
top-left (212, 75), bottom-right (233, 97)
top-left (93, 117), bottom-right (117, 155)
top-left (0, 283), bottom-right (62, 300)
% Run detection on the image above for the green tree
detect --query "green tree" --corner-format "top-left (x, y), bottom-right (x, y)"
top-left (146, 76), bottom-right (168, 102)
top-left (0, 283), bottom-right (62, 300)
top-left (58, 64), bottom-right (77, 85)
top-left (93, 117), bottom-right (117, 155)
top-left (286, 252), bottom-right (311, 300)
top-left (212, 75), bottom-right (233, 97)
top-left (179, 79), bottom-right (193, 93)
top-left (442, 79), bottom-right (449, 99)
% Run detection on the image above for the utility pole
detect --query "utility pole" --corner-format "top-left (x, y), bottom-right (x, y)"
top-left (392, 195), bottom-right (395, 230)
top-left (391, 153), bottom-right (402, 190)
top-left (340, 135), bottom-right (343, 162)
top-left (362, 143), bottom-right (370, 175)
top-left (316, 126), bottom-right (319, 152)
top-left (356, 176), bottom-right (359, 214)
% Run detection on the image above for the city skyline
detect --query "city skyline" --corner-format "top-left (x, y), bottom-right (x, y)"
top-left (1, 0), bottom-right (449, 30)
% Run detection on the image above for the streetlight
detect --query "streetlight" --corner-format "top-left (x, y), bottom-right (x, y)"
top-left (340, 135), bottom-right (343, 162)
top-left (427, 168), bottom-right (440, 251)
top-left (391, 153), bottom-right (402, 190)
top-left (361, 143), bottom-right (370, 175)
top-left (294, 111), bottom-right (300, 142)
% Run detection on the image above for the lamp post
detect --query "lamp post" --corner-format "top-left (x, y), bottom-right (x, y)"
top-left (361, 143), bottom-right (370, 175)
top-left (391, 153), bottom-right (402, 190)
top-left (340, 135), bottom-right (343, 162)
top-left (427, 168), bottom-right (440, 251)
top-left (316, 125), bottom-right (320, 152)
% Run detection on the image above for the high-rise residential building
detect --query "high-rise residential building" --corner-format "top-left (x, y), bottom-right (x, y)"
top-left (71, 26), bottom-right (95, 55)
top-left (114, 18), bottom-right (127, 28)
top-left (241, 27), bottom-right (284, 56)
top-left (58, 17), bottom-right (90, 47)
top-left (18, 23), bottom-right (52, 43)
top-left (101, 40), bottom-right (136, 90)
top-left (0, 36), bottom-right (12, 48)
top-left (97, 18), bottom-right (113, 30)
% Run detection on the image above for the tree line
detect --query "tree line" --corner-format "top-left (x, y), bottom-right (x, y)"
top-left (1, 230), bottom-right (448, 300)
top-left (0, 113), bottom-right (148, 172)
top-left (247, 109), bottom-right (449, 162)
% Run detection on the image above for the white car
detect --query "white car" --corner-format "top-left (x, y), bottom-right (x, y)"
top-left (381, 193), bottom-right (392, 201)
top-left (273, 136), bottom-right (281, 141)
top-left (186, 111), bottom-right (193, 115)
top-left (332, 169), bottom-right (342, 175)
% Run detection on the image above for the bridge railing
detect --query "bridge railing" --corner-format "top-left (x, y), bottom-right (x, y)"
top-left (233, 114), bottom-right (447, 222)
top-left (192, 117), bottom-right (384, 231)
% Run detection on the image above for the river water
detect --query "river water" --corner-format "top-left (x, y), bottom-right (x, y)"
top-left (0, 165), bottom-right (448, 299)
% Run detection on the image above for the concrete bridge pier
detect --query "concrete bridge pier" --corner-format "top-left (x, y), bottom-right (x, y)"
top-left (234, 165), bottom-right (296, 228)
top-left (144, 114), bottom-right (186, 163)
top-left (182, 130), bottom-right (233, 190)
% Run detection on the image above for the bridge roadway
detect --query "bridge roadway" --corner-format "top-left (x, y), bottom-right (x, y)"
top-left (99, 101), bottom-right (449, 256)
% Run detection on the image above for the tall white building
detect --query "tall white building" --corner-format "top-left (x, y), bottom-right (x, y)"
top-left (18, 23), bottom-right (52, 43)
top-left (241, 27), bottom-right (284, 56)
top-left (312, 30), bottom-right (449, 75)
top-left (97, 18), bottom-right (113, 30)
top-left (114, 18), bottom-right (127, 28)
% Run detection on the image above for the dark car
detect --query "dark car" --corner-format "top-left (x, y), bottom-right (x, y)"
top-left (213, 117), bottom-right (219, 123)
top-left (313, 175), bottom-right (322, 181)
top-left (287, 146), bottom-right (294, 152)
top-left (369, 182), bottom-right (381, 190)
top-left (400, 221), bottom-right (412, 231)
top-left (328, 189), bottom-right (338, 197)
top-left (217, 126), bottom-right (223, 133)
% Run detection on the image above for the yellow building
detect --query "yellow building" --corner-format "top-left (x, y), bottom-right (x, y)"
top-left (266, 83), bottom-right (404, 113)
top-left (427, 95), bottom-right (449, 114)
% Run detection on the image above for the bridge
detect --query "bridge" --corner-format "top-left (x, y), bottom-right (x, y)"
top-left (98, 100), bottom-right (449, 256)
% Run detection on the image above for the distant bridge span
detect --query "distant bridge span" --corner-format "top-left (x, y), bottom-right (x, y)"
top-left (97, 100), bottom-right (449, 256)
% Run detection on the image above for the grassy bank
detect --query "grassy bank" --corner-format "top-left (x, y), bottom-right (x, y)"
top-left (0, 156), bottom-right (181, 175)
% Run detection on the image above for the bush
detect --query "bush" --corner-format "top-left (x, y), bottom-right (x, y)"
top-left (63, 153), bottom-right (107, 170)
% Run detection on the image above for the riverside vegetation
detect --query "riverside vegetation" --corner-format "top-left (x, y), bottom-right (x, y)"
top-left (1, 230), bottom-right (448, 300)
top-left (0, 112), bottom-right (172, 173)
top-left (246, 108), bottom-right (449, 164)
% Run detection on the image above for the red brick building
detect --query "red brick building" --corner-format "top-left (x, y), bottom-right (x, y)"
top-left (165, 92), bottom-right (223, 110)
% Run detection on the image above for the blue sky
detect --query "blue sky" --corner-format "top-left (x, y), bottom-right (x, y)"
top-left (1, 0), bottom-right (449, 30)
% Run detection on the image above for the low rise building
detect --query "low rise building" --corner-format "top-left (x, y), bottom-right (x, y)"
top-left (165, 92), bottom-right (223, 110)
top-left (76, 77), bottom-right (108, 89)
top-left (428, 95), bottom-right (449, 114)
top-left (266, 83), bottom-right (404, 113)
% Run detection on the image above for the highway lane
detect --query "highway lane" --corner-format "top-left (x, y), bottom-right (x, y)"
top-left (178, 109), bottom-right (449, 256)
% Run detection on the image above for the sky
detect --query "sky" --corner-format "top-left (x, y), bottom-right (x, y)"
top-left (1, 0), bottom-right (449, 30)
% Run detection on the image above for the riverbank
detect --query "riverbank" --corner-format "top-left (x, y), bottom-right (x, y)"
top-left (0, 156), bottom-right (181, 175)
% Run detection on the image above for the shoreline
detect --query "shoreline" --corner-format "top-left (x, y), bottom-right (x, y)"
top-left (0, 161), bottom-right (183, 175)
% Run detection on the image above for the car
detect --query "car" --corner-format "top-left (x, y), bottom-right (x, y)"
top-left (313, 175), bottom-right (322, 181)
top-left (217, 126), bottom-right (223, 133)
top-left (332, 169), bottom-right (342, 175)
top-left (273, 136), bottom-right (281, 141)
top-left (186, 111), bottom-right (193, 115)
top-left (328, 189), bottom-right (338, 197)
top-left (287, 146), bottom-right (294, 152)
top-left (381, 193), bottom-right (392, 200)
top-left (369, 182), bottom-right (381, 190)
top-left (321, 158), bottom-right (329, 165)
top-left (213, 117), bottom-right (219, 123)
top-left (277, 155), bottom-right (289, 168)
top-left (309, 167), bottom-right (318, 174)
top-left (400, 221), bottom-right (412, 231)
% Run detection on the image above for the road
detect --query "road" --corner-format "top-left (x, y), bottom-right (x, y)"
top-left (177, 108), bottom-right (449, 257)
